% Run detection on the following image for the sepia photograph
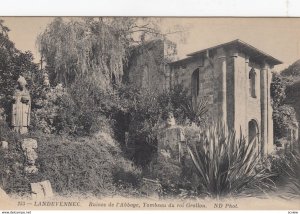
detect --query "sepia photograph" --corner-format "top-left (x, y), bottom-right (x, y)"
top-left (0, 15), bottom-right (299, 211)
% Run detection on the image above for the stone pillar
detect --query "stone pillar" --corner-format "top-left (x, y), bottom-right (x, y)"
top-left (217, 49), bottom-right (227, 126)
top-left (260, 63), bottom-right (268, 156)
top-left (267, 69), bottom-right (274, 154)
top-left (230, 50), bottom-right (238, 133)
top-left (245, 56), bottom-right (250, 96)
top-left (158, 126), bottom-right (185, 163)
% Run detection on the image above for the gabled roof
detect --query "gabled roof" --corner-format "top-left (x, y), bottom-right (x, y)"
top-left (171, 39), bottom-right (282, 66)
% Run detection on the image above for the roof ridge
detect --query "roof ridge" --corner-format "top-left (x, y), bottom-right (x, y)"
top-left (184, 39), bottom-right (282, 65)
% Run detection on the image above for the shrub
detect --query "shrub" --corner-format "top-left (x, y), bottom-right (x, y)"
top-left (36, 135), bottom-right (115, 193)
top-left (186, 124), bottom-right (275, 198)
top-left (151, 156), bottom-right (182, 194)
top-left (115, 84), bottom-right (208, 167)
top-left (31, 78), bottom-right (118, 136)
top-left (0, 118), bottom-right (142, 196)
top-left (269, 144), bottom-right (300, 199)
top-left (116, 85), bottom-right (164, 166)
top-left (181, 98), bottom-right (209, 127)
top-left (270, 72), bottom-right (298, 140)
top-left (0, 120), bottom-right (29, 194)
top-left (112, 158), bottom-right (142, 188)
top-left (31, 84), bottom-right (66, 134)
top-left (34, 131), bottom-right (141, 195)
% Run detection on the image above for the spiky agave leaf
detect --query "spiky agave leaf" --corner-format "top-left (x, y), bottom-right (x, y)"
top-left (187, 124), bottom-right (275, 198)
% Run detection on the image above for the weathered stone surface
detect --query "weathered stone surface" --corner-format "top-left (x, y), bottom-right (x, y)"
top-left (169, 40), bottom-right (280, 156)
top-left (125, 39), bottom-right (174, 93)
top-left (31, 180), bottom-right (54, 199)
top-left (21, 138), bottom-right (38, 174)
top-left (0, 141), bottom-right (8, 150)
top-left (158, 126), bottom-right (185, 163)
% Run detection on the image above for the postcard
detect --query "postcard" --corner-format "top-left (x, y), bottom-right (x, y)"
top-left (0, 16), bottom-right (299, 211)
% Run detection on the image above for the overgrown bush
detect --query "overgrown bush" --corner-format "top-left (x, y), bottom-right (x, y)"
top-left (31, 78), bottom-right (119, 136)
top-left (271, 72), bottom-right (298, 139)
top-left (115, 84), bottom-right (208, 167)
top-left (0, 116), bottom-right (142, 196)
top-left (112, 158), bottom-right (142, 188)
top-left (31, 84), bottom-right (66, 134)
top-left (186, 124), bottom-right (275, 198)
top-left (34, 132), bottom-right (141, 195)
top-left (0, 120), bottom-right (29, 194)
top-left (151, 156), bottom-right (182, 194)
top-left (269, 144), bottom-right (300, 199)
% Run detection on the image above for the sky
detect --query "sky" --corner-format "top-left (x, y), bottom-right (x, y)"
top-left (2, 17), bottom-right (300, 71)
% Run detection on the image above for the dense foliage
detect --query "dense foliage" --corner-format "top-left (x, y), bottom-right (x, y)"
top-left (271, 72), bottom-right (298, 140)
top-left (281, 59), bottom-right (300, 82)
top-left (31, 79), bottom-right (118, 136)
top-left (0, 19), bottom-right (41, 123)
top-left (37, 17), bottom-right (177, 89)
top-left (35, 133), bottom-right (141, 194)
top-left (116, 84), bottom-right (208, 167)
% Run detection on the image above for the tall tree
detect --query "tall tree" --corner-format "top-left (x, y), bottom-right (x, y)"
top-left (271, 72), bottom-right (297, 139)
top-left (37, 17), bottom-right (180, 89)
top-left (0, 19), bottom-right (40, 119)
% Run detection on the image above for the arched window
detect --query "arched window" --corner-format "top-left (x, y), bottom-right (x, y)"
top-left (191, 69), bottom-right (200, 102)
top-left (249, 68), bottom-right (256, 98)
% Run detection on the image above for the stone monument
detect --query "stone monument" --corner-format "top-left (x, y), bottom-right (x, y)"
top-left (157, 112), bottom-right (185, 163)
top-left (11, 76), bottom-right (31, 134)
top-left (21, 138), bottom-right (38, 174)
top-left (31, 180), bottom-right (54, 199)
top-left (0, 141), bottom-right (8, 150)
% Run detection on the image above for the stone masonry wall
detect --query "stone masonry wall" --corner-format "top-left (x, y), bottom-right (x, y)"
top-left (125, 40), bottom-right (168, 93)
top-left (170, 54), bottom-right (223, 125)
top-left (170, 47), bottom-right (274, 155)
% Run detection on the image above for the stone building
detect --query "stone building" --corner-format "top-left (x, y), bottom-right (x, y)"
top-left (124, 39), bottom-right (175, 92)
top-left (168, 39), bottom-right (282, 156)
top-left (127, 39), bottom-right (282, 156)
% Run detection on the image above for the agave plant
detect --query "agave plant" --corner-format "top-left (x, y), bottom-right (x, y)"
top-left (182, 98), bottom-right (208, 126)
top-left (186, 124), bottom-right (275, 198)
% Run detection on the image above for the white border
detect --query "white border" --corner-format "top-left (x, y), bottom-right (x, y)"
top-left (0, 0), bottom-right (299, 16)
top-left (1, 0), bottom-right (299, 213)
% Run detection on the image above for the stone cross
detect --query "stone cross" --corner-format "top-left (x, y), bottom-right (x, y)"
top-left (21, 138), bottom-right (38, 174)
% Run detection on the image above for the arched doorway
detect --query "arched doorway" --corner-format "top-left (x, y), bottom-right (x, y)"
top-left (191, 68), bottom-right (200, 105)
top-left (248, 119), bottom-right (260, 155)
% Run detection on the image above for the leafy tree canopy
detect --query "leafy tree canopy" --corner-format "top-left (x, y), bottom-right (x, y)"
top-left (37, 17), bottom-right (182, 89)
top-left (0, 19), bottom-right (40, 118)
